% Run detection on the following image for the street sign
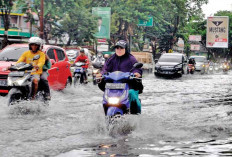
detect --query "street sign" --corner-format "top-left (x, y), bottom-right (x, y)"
top-left (92, 7), bottom-right (111, 39)
top-left (189, 35), bottom-right (201, 41)
top-left (138, 16), bottom-right (153, 27)
top-left (190, 44), bottom-right (200, 51)
top-left (97, 38), bottom-right (107, 43)
top-left (97, 44), bottom-right (109, 51)
top-left (206, 16), bottom-right (229, 48)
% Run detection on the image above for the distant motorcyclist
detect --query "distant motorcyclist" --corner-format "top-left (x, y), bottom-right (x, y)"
top-left (188, 58), bottom-right (196, 65)
top-left (16, 37), bottom-right (45, 99)
top-left (93, 51), bottom-right (105, 66)
top-left (74, 49), bottom-right (89, 83)
top-left (96, 40), bottom-right (143, 114)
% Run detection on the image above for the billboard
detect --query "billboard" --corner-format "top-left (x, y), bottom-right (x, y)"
top-left (92, 7), bottom-right (111, 39)
top-left (190, 44), bottom-right (200, 51)
top-left (206, 16), bottom-right (229, 48)
top-left (189, 35), bottom-right (201, 41)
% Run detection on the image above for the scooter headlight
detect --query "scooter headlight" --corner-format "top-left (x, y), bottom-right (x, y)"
top-left (108, 97), bottom-right (120, 105)
top-left (93, 69), bottom-right (99, 74)
top-left (17, 77), bottom-right (26, 86)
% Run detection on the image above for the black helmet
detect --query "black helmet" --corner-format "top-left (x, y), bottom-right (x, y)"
top-left (80, 49), bottom-right (85, 53)
top-left (114, 40), bottom-right (129, 53)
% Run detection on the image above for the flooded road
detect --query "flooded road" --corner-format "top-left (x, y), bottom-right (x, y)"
top-left (1, 72), bottom-right (232, 157)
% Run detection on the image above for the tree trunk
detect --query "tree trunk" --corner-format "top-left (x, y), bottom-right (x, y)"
top-left (2, 10), bottom-right (10, 49)
top-left (67, 36), bottom-right (71, 46)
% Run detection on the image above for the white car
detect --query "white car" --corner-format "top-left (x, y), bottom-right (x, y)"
top-left (66, 49), bottom-right (79, 64)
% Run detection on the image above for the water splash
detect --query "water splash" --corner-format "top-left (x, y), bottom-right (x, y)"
top-left (8, 100), bottom-right (48, 116)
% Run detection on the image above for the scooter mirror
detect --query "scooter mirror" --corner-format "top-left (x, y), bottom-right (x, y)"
top-left (33, 55), bottom-right (40, 60)
top-left (50, 59), bottom-right (56, 65)
top-left (133, 63), bottom-right (143, 69)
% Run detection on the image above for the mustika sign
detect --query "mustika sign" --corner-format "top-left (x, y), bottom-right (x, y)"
top-left (206, 16), bottom-right (229, 48)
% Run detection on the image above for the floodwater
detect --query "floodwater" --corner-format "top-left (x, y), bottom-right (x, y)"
top-left (1, 72), bottom-right (232, 157)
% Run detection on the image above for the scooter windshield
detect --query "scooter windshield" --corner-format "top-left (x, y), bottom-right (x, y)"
top-left (104, 71), bottom-right (131, 82)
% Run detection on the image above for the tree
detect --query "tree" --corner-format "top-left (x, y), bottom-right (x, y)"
top-left (17, 0), bottom-right (97, 45)
top-left (52, 2), bottom-right (97, 46)
top-left (0, 0), bottom-right (14, 48)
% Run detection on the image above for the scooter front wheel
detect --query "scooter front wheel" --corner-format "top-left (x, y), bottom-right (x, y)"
top-left (7, 88), bottom-right (22, 106)
top-left (73, 76), bottom-right (79, 87)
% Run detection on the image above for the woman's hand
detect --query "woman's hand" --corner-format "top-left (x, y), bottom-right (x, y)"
top-left (96, 73), bottom-right (102, 78)
top-left (134, 72), bottom-right (141, 78)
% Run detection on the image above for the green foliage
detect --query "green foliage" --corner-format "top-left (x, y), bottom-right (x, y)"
top-left (0, 0), bottom-right (14, 30)
top-left (15, 0), bottom-right (209, 49)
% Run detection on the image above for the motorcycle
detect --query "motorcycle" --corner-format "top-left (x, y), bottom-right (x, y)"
top-left (7, 55), bottom-right (48, 106)
top-left (214, 63), bottom-right (220, 73)
top-left (222, 63), bottom-right (229, 73)
top-left (73, 62), bottom-right (87, 86)
top-left (208, 64), bottom-right (214, 74)
top-left (100, 63), bottom-right (143, 117)
top-left (92, 62), bottom-right (103, 85)
top-left (187, 64), bottom-right (195, 74)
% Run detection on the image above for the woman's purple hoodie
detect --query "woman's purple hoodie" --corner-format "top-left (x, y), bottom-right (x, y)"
top-left (101, 53), bottom-right (142, 75)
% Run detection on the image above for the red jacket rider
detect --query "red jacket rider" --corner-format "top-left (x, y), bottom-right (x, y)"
top-left (74, 49), bottom-right (89, 69)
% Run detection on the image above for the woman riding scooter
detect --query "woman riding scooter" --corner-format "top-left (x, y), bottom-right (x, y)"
top-left (97, 40), bottom-right (143, 114)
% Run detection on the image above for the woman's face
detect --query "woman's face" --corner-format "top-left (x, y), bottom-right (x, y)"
top-left (115, 46), bottom-right (125, 56)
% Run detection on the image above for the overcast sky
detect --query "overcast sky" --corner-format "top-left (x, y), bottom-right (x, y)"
top-left (202, 0), bottom-right (232, 18)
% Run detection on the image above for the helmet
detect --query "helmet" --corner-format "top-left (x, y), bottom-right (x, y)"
top-left (114, 40), bottom-right (129, 53)
top-left (97, 51), bottom-right (103, 58)
top-left (28, 37), bottom-right (43, 51)
top-left (80, 49), bottom-right (85, 53)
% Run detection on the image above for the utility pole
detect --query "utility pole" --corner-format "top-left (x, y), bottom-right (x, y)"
top-left (40, 0), bottom-right (44, 39)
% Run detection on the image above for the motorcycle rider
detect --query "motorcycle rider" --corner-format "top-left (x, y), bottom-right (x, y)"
top-left (74, 49), bottom-right (89, 83)
top-left (16, 37), bottom-right (45, 99)
top-left (188, 58), bottom-right (196, 65)
top-left (93, 51), bottom-right (105, 65)
top-left (96, 40), bottom-right (143, 114)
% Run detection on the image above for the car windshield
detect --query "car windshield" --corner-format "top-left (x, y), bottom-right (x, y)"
top-left (0, 47), bottom-right (28, 61)
top-left (191, 57), bottom-right (205, 62)
top-left (159, 55), bottom-right (182, 63)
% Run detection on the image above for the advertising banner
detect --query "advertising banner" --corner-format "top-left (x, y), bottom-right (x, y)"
top-left (92, 7), bottom-right (111, 39)
top-left (206, 16), bottom-right (229, 48)
top-left (190, 44), bottom-right (200, 51)
top-left (189, 35), bottom-right (201, 41)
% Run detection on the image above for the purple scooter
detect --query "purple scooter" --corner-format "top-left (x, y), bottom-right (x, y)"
top-left (101, 63), bottom-right (143, 116)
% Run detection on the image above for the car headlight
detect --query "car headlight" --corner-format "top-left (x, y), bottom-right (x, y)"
top-left (108, 97), bottom-right (120, 105)
top-left (7, 77), bottom-right (13, 86)
top-left (175, 65), bottom-right (182, 69)
top-left (155, 64), bottom-right (160, 69)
